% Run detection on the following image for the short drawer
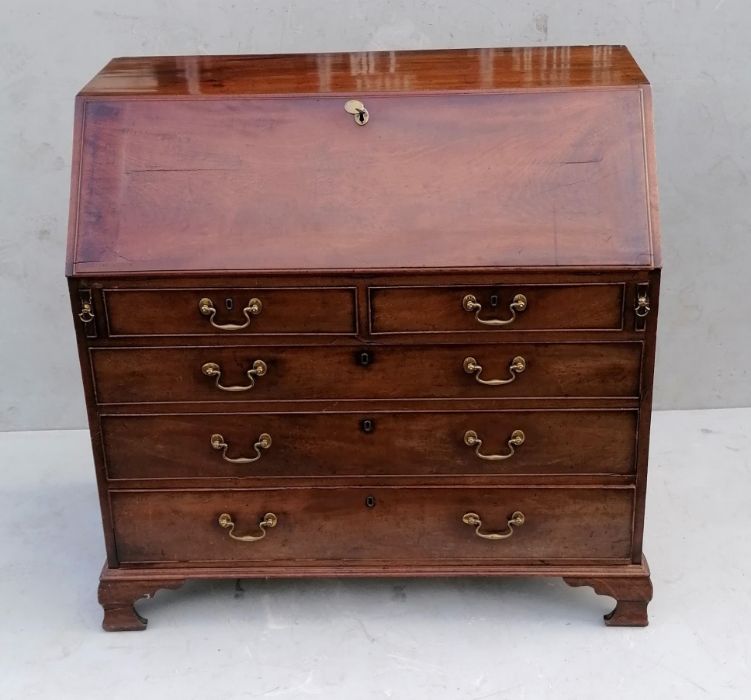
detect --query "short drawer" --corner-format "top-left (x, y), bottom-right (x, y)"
top-left (101, 410), bottom-right (638, 480)
top-left (110, 486), bottom-right (634, 564)
top-left (103, 287), bottom-right (357, 336)
top-left (370, 284), bottom-right (625, 333)
top-left (90, 342), bottom-right (642, 403)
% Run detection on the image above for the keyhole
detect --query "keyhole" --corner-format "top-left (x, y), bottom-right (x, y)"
top-left (365, 495), bottom-right (376, 508)
top-left (489, 294), bottom-right (499, 308)
top-left (225, 298), bottom-right (234, 311)
top-left (360, 418), bottom-right (375, 433)
top-left (357, 350), bottom-right (373, 366)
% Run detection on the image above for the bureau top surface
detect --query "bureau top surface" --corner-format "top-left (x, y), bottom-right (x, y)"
top-left (67, 46), bottom-right (660, 276)
top-left (81, 46), bottom-right (647, 96)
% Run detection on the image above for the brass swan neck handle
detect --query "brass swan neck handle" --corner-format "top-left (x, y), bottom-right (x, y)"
top-left (462, 511), bottom-right (525, 540)
top-left (199, 297), bottom-right (262, 331)
top-left (463, 355), bottom-right (526, 386)
top-left (201, 359), bottom-right (267, 392)
top-left (462, 293), bottom-right (527, 326)
top-left (211, 433), bottom-right (272, 463)
top-left (464, 429), bottom-right (525, 461)
top-left (218, 512), bottom-right (277, 542)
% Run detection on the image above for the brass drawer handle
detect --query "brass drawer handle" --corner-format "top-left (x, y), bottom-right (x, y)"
top-left (218, 512), bottom-right (277, 542)
top-left (462, 293), bottom-right (527, 326)
top-left (464, 429), bottom-right (525, 461)
top-left (201, 359), bottom-right (267, 392)
top-left (211, 432), bottom-right (272, 463)
top-left (78, 300), bottom-right (95, 324)
top-left (344, 99), bottom-right (369, 125)
top-left (463, 355), bottom-right (526, 385)
top-left (199, 297), bottom-right (262, 331)
top-left (462, 511), bottom-right (525, 540)
top-left (635, 293), bottom-right (650, 317)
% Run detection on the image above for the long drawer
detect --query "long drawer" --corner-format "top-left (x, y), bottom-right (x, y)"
top-left (100, 410), bottom-right (638, 479)
top-left (110, 486), bottom-right (634, 564)
top-left (90, 342), bottom-right (643, 403)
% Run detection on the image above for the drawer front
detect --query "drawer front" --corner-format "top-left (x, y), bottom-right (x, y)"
top-left (110, 486), bottom-right (634, 564)
top-left (370, 284), bottom-right (625, 333)
top-left (101, 410), bottom-right (638, 479)
top-left (103, 288), bottom-right (357, 336)
top-left (91, 342), bottom-right (642, 404)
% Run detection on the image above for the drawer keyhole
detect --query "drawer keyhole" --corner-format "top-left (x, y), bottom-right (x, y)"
top-left (357, 350), bottom-right (373, 366)
top-left (489, 294), bottom-right (499, 308)
top-left (365, 495), bottom-right (376, 508)
top-left (225, 298), bottom-right (234, 310)
top-left (360, 418), bottom-right (375, 433)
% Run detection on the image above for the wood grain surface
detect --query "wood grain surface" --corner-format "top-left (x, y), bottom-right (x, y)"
top-left (109, 486), bottom-right (635, 564)
top-left (80, 46), bottom-right (647, 97)
top-left (89, 342), bottom-right (643, 404)
top-left (69, 88), bottom-right (654, 274)
top-left (100, 409), bottom-right (638, 480)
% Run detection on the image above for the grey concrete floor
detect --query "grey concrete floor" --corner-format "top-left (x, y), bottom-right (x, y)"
top-left (1, 408), bottom-right (749, 699)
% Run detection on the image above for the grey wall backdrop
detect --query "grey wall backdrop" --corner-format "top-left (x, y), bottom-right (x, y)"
top-left (1, 1), bottom-right (749, 430)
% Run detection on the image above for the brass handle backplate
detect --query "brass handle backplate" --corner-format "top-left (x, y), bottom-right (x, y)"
top-left (211, 432), bottom-right (272, 463)
top-left (344, 99), bottom-right (369, 125)
top-left (462, 511), bottom-right (525, 540)
top-left (464, 429), bottom-right (525, 461)
top-left (218, 512), bottom-right (277, 542)
top-left (462, 293), bottom-right (527, 326)
top-left (201, 359), bottom-right (267, 392)
top-left (199, 297), bottom-right (262, 331)
top-left (463, 355), bottom-right (526, 385)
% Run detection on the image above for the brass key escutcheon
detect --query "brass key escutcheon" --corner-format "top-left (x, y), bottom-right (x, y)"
top-left (344, 99), bottom-right (369, 125)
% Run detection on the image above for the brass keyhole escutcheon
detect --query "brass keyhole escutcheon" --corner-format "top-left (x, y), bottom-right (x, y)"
top-left (344, 99), bottom-right (369, 125)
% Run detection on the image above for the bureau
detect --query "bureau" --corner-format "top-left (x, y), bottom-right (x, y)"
top-left (66, 46), bottom-right (660, 630)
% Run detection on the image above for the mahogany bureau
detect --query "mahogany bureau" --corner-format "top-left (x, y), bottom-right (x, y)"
top-left (66, 46), bottom-right (661, 630)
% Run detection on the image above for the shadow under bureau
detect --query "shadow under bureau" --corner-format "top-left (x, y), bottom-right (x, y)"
top-left (66, 46), bottom-right (661, 630)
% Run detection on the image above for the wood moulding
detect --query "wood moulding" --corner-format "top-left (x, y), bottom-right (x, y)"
top-left (98, 559), bottom-right (653, 631)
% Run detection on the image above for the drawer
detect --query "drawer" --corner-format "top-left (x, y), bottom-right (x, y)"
top-left (102, 287), bottom-right (357, 336)
top-left (91, 342), bottom-right (642, 403)
top-left (370, 284), bottom-right (625, 333)
top-left (101, 410), bottom-right (638, 480)
top-left (110, 486), bottom-right (634, 564)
